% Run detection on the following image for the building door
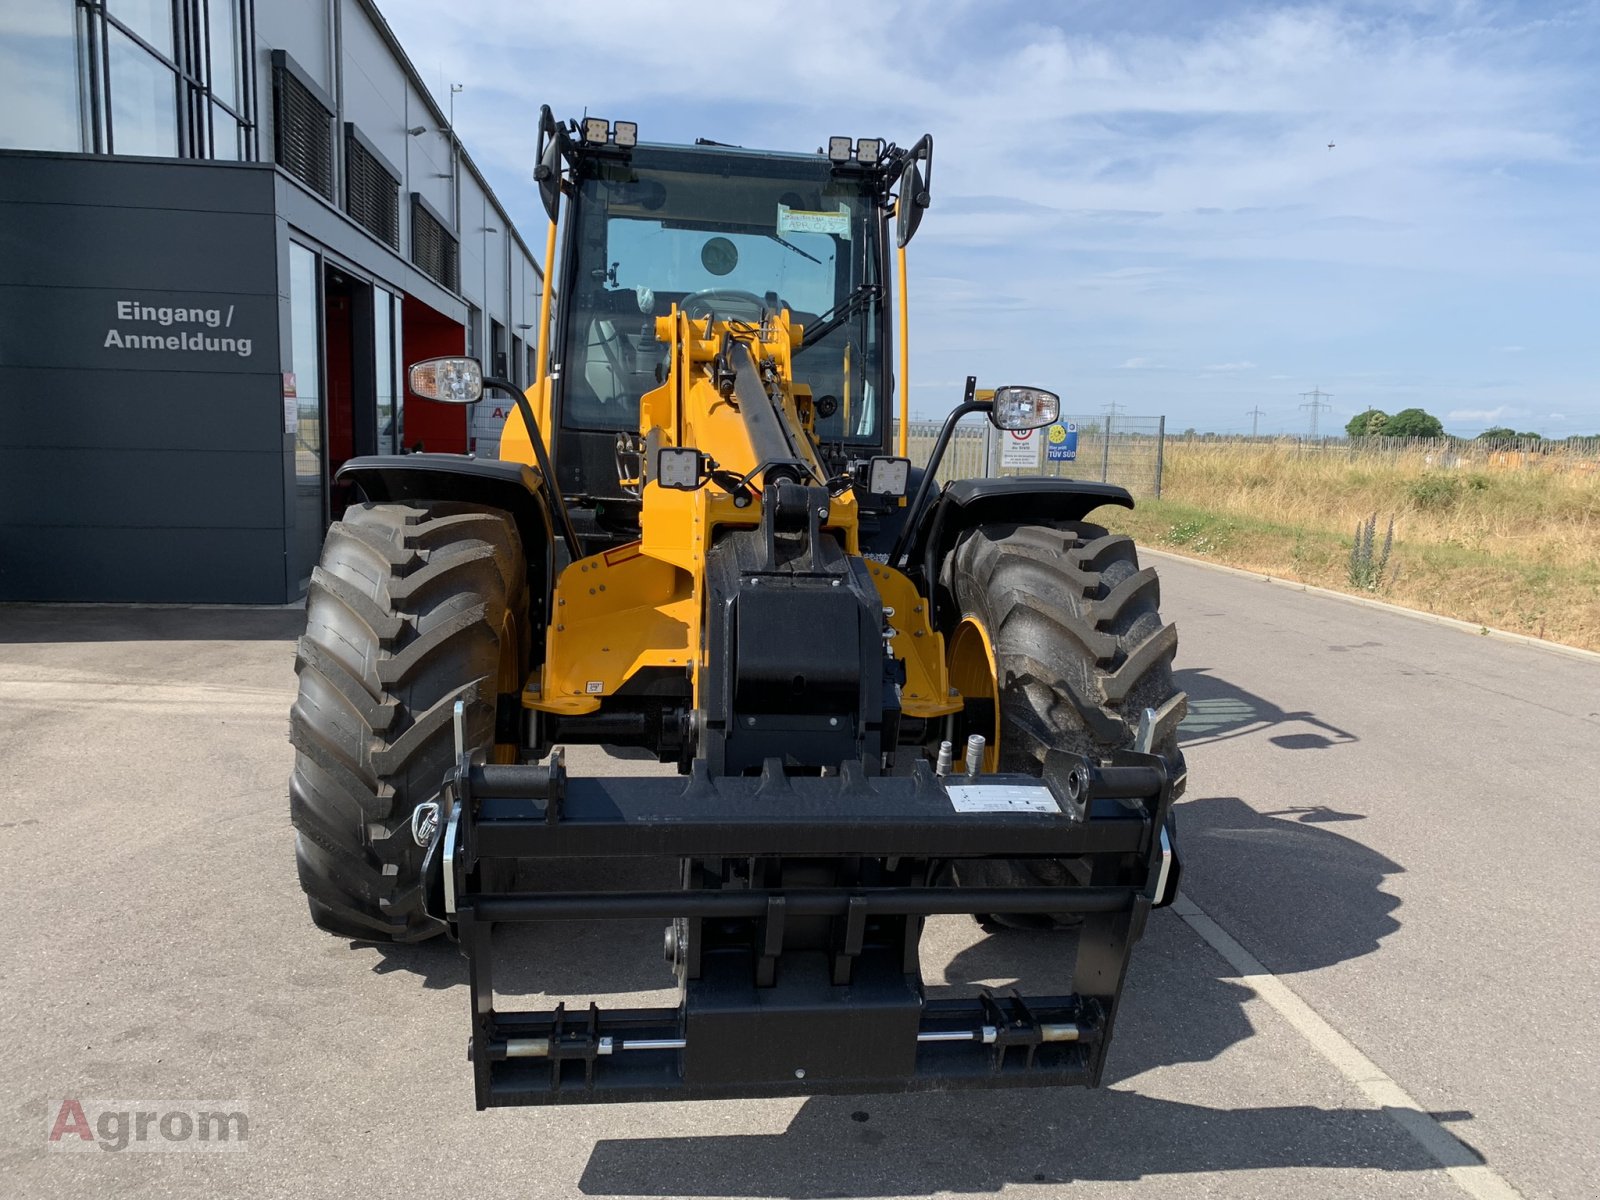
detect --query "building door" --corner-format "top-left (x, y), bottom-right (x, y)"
top-left (323, 265), bottom-right (377, 517)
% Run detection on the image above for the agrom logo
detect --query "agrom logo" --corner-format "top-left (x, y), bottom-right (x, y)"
top-left (47, 1099), bottom-right (249, 1152)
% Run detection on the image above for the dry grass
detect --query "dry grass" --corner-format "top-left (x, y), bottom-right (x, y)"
top-left (1106, 442), bottom-right (1600, 652)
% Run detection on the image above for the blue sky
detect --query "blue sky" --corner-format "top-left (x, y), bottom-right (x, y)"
top-left (379, 0), bottom-right (1599, 435)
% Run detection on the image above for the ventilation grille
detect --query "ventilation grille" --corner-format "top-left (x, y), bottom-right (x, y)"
top-left (411, 195), bottom-right (459, 291)
top-left (272, 60), bottom-right (333, 200)
top-left (345, 128), bottom-right (399, 250)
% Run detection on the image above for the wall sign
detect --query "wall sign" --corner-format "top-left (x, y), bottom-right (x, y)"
top-left (282, 372), bottom-right (298, 434)
top-left (103, 298), bottom-right (254, 358)
top-left (1046, 421), bottom-right (1078, 462)
top-left (1000, 426), bottom-right (1041, 468)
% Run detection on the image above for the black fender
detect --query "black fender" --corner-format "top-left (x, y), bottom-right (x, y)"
top-left (902, 476), bottom-right (1134, 629)
top-left (337, 454), bottom-right (556, 562)
top-left (336, 454), bottom-right (557, 646)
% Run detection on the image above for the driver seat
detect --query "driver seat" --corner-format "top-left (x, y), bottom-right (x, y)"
top-left (582, 317), bottom-right (629, 410)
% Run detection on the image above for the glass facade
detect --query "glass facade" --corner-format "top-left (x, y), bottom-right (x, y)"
top-left (374, 288), bottom-right (403, 455)
top-left (107, 26), bottom-right (179, 157)
top-left (15, 0), bottom-right (257, 159)
top-left (0, 2), bottom-right (85, 152)
top-left (288, 242), bottom-right (324, 586)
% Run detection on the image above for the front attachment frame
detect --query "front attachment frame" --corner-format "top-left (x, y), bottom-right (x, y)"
top-left (429, 730), bottom-right (1177, 1108)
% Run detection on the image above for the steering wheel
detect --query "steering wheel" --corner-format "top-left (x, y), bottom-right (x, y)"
top-left (680, 289), bottom-right (769, 323)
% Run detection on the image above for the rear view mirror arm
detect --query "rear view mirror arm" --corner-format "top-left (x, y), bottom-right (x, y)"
top-left (889, 376), bottom-right (986, 568)
top-left (482, 375), bottom-right (582, 562)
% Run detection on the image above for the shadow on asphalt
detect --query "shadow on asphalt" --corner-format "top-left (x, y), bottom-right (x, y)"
top-left (1176, 795), bottom-right (1401, 976)
top-left (352, 717), bottom-right (1413, 1190)
top-left (0, 604), bottom-right (303, 643)
top-left (1176, 666), bottom-right (1359, 750)
top-left (564, 802), bottom-right (1416, 1195)
top-left (576, 1092), bottom-right (1443, 1194)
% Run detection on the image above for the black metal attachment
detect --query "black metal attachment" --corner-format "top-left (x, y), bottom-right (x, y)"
top-left (432, 743), bottom-right (1178, 1108)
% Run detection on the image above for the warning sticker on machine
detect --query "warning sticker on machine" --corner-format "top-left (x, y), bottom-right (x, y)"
top-left (944, 784), bottom-right (1060, 814)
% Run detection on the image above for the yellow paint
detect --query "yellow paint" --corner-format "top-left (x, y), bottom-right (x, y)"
top-left (530, 307), bottom-right (865, 715)
top-left (508, 280), bottom-right (970, 745)
top-left (498, 374), bottom-right (552, 465)
top-left (947, 615), bottom-right (1001, 771)
top-left (896, 238), bottom-right (910, 458)
top-left (842, 340), bottom-right (852, 432)
top-left (534, 217), bottom-right (557, 387)
top-left (529, 543), bottom-right (697, 715)
top-left (864, 562), bottom-right (962, 719)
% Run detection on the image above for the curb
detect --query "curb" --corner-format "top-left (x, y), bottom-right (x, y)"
top-left (0, 599), bottom-right (306, 612)
top-left (1143, 547), bottom-right (1600, 666)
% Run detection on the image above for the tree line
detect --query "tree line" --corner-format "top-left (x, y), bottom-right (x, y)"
top-left (1345, 408), bottom-right (1595, 443)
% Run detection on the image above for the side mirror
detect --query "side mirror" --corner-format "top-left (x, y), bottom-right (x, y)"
top-left (408, 357), bottom-right (483, 404)
top-left (533, 105), bottom-right (564, 222)
top-left (990, 386), bottom-right (1060, 430)
top-left (895, 134), bottom-right (933, 248)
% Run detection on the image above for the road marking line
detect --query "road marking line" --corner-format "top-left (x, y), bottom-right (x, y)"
top-left (1145, 547), bottom-right (1600, 665)
top-left (1171, 892), bottom-right (1524, 1200)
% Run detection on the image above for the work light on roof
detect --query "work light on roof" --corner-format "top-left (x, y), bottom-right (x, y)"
top-left (855, 137), bottom-right (884, 165)
top-left (613, 120), bottom-right (638, 148)
top-left (827, 136), bottom-right (853, 162)
top-left (582, 117), bottom-right (609, 144)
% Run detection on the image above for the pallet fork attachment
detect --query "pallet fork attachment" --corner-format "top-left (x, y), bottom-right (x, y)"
top-left (423, 703), bottom-right (1178, 1108)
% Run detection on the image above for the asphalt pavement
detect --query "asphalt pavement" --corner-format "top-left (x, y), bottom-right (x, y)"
top-left (1, 555), bottom-right (1595, 1199)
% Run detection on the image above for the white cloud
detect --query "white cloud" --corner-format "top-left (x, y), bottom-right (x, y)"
top-left (374, 0), bottom-right (1600, 427)
top-left (1447, 406), bottom-right (1521, 423)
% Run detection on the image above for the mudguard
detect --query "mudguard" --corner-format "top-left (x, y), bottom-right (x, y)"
top-left (902, 476), bottom-right (1134, 624)
top-left (337, 454), bottom-right (557, 566)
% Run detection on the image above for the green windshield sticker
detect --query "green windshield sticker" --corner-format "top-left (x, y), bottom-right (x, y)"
top-left (778, 204), bottom-right (850, 239)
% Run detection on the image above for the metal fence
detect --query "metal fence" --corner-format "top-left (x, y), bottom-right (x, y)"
top-left (1171, 431), bottom-right (1599, 474)
top-left (897, 414), bottom-right (1168, 497)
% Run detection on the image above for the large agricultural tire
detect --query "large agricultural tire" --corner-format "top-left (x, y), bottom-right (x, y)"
top-left (288, 501), bottom-right (528, 942)
top-left (944, 521), bottom-right (1185, 926)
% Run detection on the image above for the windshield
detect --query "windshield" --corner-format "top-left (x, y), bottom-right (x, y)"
top-left (559, 146), bottom-right (885, 444)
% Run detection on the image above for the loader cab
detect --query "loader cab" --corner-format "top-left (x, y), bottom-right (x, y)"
top-left (547, 140), bottom-right (896, 533)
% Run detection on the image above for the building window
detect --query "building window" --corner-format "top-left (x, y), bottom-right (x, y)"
top-left (271, 50), bottom-right (334, 200)
top-left (55, 1), bottom-right (257, 159)
top-left (106, 25), bottom-right (179, 157)
top-left (0, 1), bottom-right (86, 152)
top-left (466, 304), bottom-right (481, 360)
top-left (345, 124), bottom-right (400, 250)
top-left (411, 193), bottom-right (459, 292)
top-left (490, 319), bottom-right (507, 380)
top-left (374, 288), bottom-right (401, 455)
top-left (511, 335), bottom-right (525, 387)
top-left (287, 241), bottom-right (325, 585)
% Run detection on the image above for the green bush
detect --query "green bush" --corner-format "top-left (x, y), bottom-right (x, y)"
top-left (1407, 474), bottom-right (1461, 509)
top-left (1346, 408), bottom-right (1389, 437)
top-left (1385, 408), bottom-right (1446, 438)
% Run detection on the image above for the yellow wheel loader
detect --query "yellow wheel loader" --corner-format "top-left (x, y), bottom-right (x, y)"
top-left (289, 110), bottom-right (1186, 1106)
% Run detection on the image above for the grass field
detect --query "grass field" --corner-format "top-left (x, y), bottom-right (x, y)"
top-left (1103, 442), bottom-right (1600, 652)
